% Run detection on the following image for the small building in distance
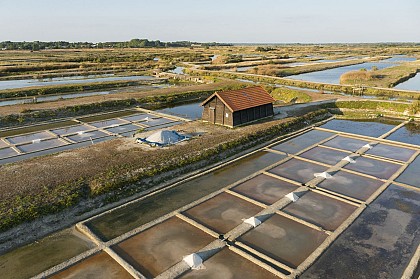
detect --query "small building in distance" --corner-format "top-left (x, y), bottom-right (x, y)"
top-left (201, 86), bottom-right (274, 127)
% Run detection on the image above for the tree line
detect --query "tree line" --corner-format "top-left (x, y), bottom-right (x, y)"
top-left (0, 39), bottom-right (232, 50)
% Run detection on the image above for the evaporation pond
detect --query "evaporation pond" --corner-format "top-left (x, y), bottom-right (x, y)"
top-left (344, 156), bottom-right (401, 180)
top-left (51, 125), bottom-right (92, 136)
top-left (300, 184), bottom-right (420, 278)
top-left (366, 143), bottom-right (416, 162)
top-left (105, 124), bottom-right (142, 134)
top-left (299, 146), bottom-right (350, 165)
top-left (6, 131), bottom-right (53, 145)
top-left (85, 151), bottom-right (285, 241)
top-left (0, 147), bottom-right (18, 159)
top-left (17, 138), bottom-right (67, 153)
top-left (270, 130), bottom-right (334, 154)
top-left (386, 122), bottom-right (420, 146)
top-left (268, 158), bottom-right (327, 184)
top-left (238, 214), bottom-right (328, 269)
top-left (317, 170), bottom-right (384, 201)
top-left (232, 173), bottom-right (299, 205)
top-left (319, 119), bottom-right (398, 138)
top-left (182, 192), bottom-right (263, 234)
top-left (282, 191), bottom-right (357, 231)
top-left (112, 216), bottom-right (214, 278)
top-left (0, 140), bottom-right (8, 148)
top-left (395, 155), bottom-right (420, 188)
top-left (49, 252), bottom-right (133, 279)
top-left (322, 136), bottom-right (369, 152)
top-left (65, 130), bottom-right (109, 143)
top-left (120, 113), bottom-right (151, 122)
top-left (179, 247), bottom-right (278, 279)
top-left (88, 119), bottom-right (128, 128)
top-left (0, 229), bottom-right (94, 279)
top-left (156, 102), bottom-right (203, 120)
top-left (141, 117), bottom-right (175, 127)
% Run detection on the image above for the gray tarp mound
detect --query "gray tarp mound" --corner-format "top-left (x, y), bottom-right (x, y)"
top-left (137, 130), bottom-right (188, 146)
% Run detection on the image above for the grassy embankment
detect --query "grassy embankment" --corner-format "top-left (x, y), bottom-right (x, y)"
top-left (0, 109), bottom-right (330, 232)
top-left (248, 58), bottom-right (375, 77)
top-left (266, 86), bottom-right (312, 103)
top-left (187, 68), bottom-right (420, 100)
top-left (340, 61), bottom-right (420, 88)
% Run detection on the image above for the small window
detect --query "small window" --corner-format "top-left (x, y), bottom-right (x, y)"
top-left (225, 113), bottom-right (229, 118)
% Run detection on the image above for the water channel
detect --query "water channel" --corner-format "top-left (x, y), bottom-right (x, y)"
top-left (0, 75), bottom-right (155, 91)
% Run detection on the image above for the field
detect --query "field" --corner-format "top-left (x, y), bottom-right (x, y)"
top-left (1, 43), bottom-right (420, 256)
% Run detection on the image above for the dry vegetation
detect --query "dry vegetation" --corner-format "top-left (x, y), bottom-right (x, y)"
top-left (0, 110), bottom-right (329, 231)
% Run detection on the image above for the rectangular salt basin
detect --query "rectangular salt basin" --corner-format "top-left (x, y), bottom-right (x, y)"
top-left (366, 143), bottom-right (416, 162)
top-left (112, 216), bottom-right (214, 278)
top-left (86, 151), bottom-right (285, 241)
top-left (239, 214), bottom-right (328, 268)
top-left (144, 121), bottom-right (183, 131)
top-left (232, 174), bottom-right (299, 205)
top-left (49, 252), bottom-right (133, 279)
top-left (270, 130), bottom-right (334, 154)
top-left (268, 158), bottom-right (327, 184)
top-left (319, 119), bottom-right (398, 138)
top-left (344, 156), bottom-right (401, 180)
top-left (282, 191), bottom-right (357, 231)
top-left (395, 155), bottom-right (420, 188)
top-left (141, 117), bottom-right (175, 127)
top-left (88, 118), bottom-right (127, 128)
top-left (300, 185), bottom-right (420, 278)
top-left (321, 136), bottom-right (369, 152)
top-left (104, 123), bottom-right (142, 134)
top-left (120, 113), bottom-right (152, 122)
top-left (50, 125), bottom-right (92, 136)
top-left (0, 229), bottom-right (94, 279)
top-left (179, 248), bottom-right (279, 279)
top-left (316, 170), bottom-right (384, 201)
top-left (17, 138), bottom-right (67, 153)
top-left (182, 192), bottom-right (263, 234)
top-left (385, 122), bottom-right (420, 146)
top-left (65, 130), bottom-right (109, 143)
top-left (0, 147), bottom-right (18, 159)
top-left (299, 146), bottom-right (351, 166)
top-left (6, 131), bottom-right (54, 145)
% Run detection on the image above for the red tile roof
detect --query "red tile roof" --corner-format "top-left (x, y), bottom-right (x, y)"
top-left (201, 86), bottom-right (274, 112)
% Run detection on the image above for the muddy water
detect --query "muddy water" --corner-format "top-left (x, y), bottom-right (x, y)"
top-left (180, 247), bottom-right (279, 279)
top-left (0, 229), bottom-right (94, 279)
top-left (231, 174), bottom-right (299, 205)
top-left (183, 192), bottom-right (263, 234)
top-left (239, 214), bottom-right (328, 268)
top-left (49, 252), bottom-right (133, 279)
top-left (113, 216), bottom-right (214, 278)
top-left (344, 156), bottom-right (401, 180)
top-left (316, 170), bottom-right (384, 201)
top-left (86, 151), bottom-right (285, 241)
top-left (282, 191), bottom-right (357, 231)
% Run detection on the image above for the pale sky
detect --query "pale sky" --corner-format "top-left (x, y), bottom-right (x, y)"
top-left (1, 0), bottom-right (419, 43)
